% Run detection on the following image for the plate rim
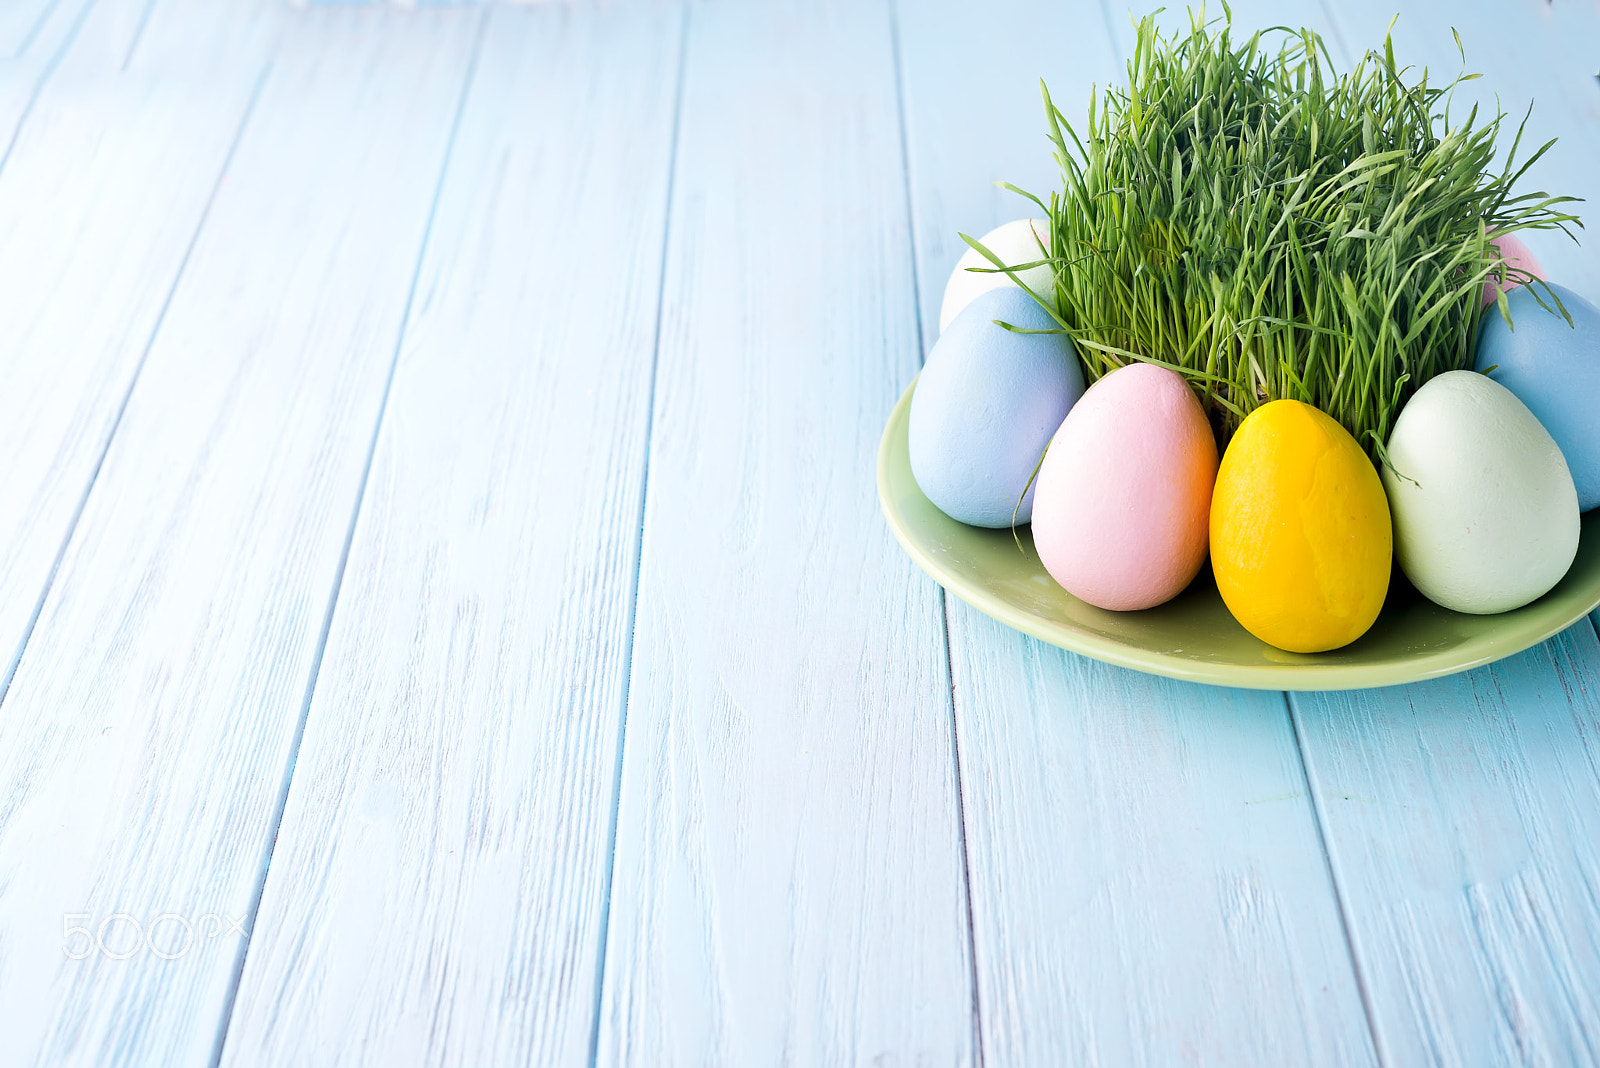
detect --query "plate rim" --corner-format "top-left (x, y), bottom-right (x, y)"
top-left (878, 377), bottom-right (1600, 691)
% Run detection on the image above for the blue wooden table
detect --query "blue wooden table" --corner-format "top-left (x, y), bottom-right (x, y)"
top-left (0, 0), bottom-right (1597, 1063)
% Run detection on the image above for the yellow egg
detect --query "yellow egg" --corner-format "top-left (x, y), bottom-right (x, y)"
top-left (1210, 400), bottom-right (1392, 653)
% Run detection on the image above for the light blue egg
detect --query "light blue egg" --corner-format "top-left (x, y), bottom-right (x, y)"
top-left (1474, 282), bottom-right (1600, 512)
top-left (908, 287), bottom-right (1085, 527)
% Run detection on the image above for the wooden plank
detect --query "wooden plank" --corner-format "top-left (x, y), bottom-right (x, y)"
top-left (897, 0), bottom-right (1377, 1061)
top-left (117, 0), bottom-right (284, 77)
top-left (49, 0), bottom-right (254, 76)
top-left (1294, 628), bottom-right (1600, 1066)
top-left (1284, 1), bottom-right (1600, 1062)
top-left (593, 1), bottom-right (976, 1063)
top-left (45, 0), bottom-right (169, 74)
top-left (0, 13), bottom-right (273, 737)
top-left (946, 607), bottom-right (1381, 1065)
top-left (0, 0), bottom-right (281, 721)
top-left (0, 12), bottom-right (482, 1065)
top-left (216, 6), bottom-right (685, 1065)
top-left (0, 0), bottom-right (61, 59)
top-left (0, 0), bottom-right (95, 147)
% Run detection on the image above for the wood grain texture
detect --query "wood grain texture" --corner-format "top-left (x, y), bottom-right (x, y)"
top-left (897, 0), bottom-right (1376, 1062)
top-left (47, 0), bottom-right (171, 74)
top-left (1262, 4), bottom-right (1600, 1062)
top-left (0, 12), bottom-right (481, 1065)
top-left (0, 1), bottom-right (268, 726)
top-left (0, 0), bottom-right (96, 146)
top-left (1294, 627), bottom-right (1600, 1067)
top-left (0, 0), bottom-right (61, 59)
top-left (0, 1), bottom-right (1588, 1063)
top-left (109, 0), bottom-right (283, 77)
top-left (219, 6), bottom-right (685, 1065)
top-left (946, 606), bottom-right (1379, 1066)
top-left (594, 1), bottom-right (976, 1064)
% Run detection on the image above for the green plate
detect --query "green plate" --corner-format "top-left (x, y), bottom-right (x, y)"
top-left (878, 378), bottom-right (1600, 691)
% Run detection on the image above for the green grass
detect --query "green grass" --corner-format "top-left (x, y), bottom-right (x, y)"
top-left (969, 5), bottom-right (1581, 459)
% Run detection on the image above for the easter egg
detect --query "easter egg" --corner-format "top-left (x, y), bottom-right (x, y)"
top-left (1031, 363), bottom-right (1217, 611)
top-left (1479, 232), bottom-right (1546, 309)
top-left (938, 218), bottom-right (1055, 333)
top-left (1383, 370), bottom-right (1579, 614)
top-left (1210, 400), bottom-right (1391, 653)
top-left (1473, 281), bottom-right (1600, 512)
top-left (908, 287), bottom-right (1084, 528)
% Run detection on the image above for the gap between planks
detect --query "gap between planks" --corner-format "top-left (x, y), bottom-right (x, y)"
top-left (0, 66), bottom-right (270, 718)
top-left (885, 0), bottom-right (985, 1062)
top-left (586, 6), bottom-right (692, 1067)
top-left (0, 0), bottom-right (109, 707)
top-left (0, 10), bottom-right (490, 1064)
top-left (1283, 690), bottom-right (1390, 1068)
top-left (216, 7), bottom-right (692, 1064)
top-left (207, 13), bottom-right (492, 1066)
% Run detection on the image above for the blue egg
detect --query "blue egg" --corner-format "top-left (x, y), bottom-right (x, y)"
top-left (908, 287), bottom-right (1085, 527)
top-left (1474, 282), bottom-right (1600, 512)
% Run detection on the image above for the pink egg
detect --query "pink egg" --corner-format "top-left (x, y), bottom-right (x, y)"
top-left (1031, 363), bottom-right (1218, 611)
top-left (1480, 232), bottom-right (1546, 309)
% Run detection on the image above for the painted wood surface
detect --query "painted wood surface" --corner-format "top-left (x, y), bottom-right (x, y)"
top-left (219, 5), bottom-right (684, 1065)
top-left (0, 10), bottom-right (480, 1065)
top-left (0, 0), bottom-right (61, 59)
top-left (943, 607), bottom-right (1381, 1066)
top-left (896, 0), bottom-right (1378, 1063)
top-left (1276, 2), bottom-right (1600, 1063)
top-left (593, 1), bottom-right (976, 1064)
top-left (1296, 630), bottom-right (1600, 1067)
top-left (116, 0), bottom-right (284, 78)
top-left (0, 0), bottom-right (94, 157)
top-left (0, 0), bottom-right (1592, 1064)
top-left (0, 0), bottom-right (269, 735)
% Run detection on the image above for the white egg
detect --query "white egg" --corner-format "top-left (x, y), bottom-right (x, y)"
top-left (1382, 370), bottom-right (1580, 614)
top-left (938, 218), bottom-right (1055, 333)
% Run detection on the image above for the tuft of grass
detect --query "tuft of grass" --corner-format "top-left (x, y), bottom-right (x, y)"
top-left (969, 5), bottom-right (1582, 458)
